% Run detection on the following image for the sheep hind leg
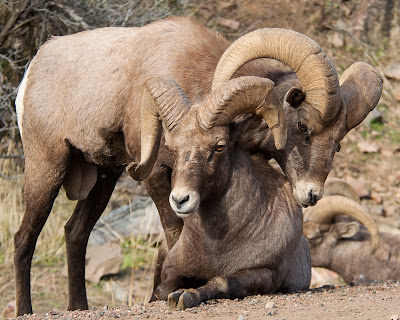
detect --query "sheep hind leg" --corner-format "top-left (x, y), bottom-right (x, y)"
top-left (64, 167), bottom-right (122, 311)
top-left (14, 151), bottom-right (69, 316)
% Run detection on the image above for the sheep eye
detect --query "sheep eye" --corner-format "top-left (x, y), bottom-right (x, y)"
top-left (215, 144), bottom-right (225, 152)
top-left (336, 143), bottom-right (341, 152)
top-left (298, 121), bottom-right (308, 132)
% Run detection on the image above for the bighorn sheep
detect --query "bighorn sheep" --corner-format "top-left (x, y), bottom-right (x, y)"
top-left (303, 178), bottom-right (400, 283)
top-left (141, 77), bottom-right (311, 309)
top-left (15, 15), bottom-right (382, 315)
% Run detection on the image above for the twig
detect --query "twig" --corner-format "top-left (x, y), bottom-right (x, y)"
top-left (0, 154), bottom-right (25, 159)
top-left (0, 173), bottom-right (24, 180)
top-left (0, 0), bottom-right (31, 47)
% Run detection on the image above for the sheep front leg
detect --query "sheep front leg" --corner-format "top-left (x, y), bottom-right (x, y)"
top-left (167, 268), bottom-right (279, 310)
top-left (143, 157), bottom-right (183, 250)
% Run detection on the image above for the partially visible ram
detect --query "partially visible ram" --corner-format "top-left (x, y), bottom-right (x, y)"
top-left (303, 178), bottom-right (400, 283)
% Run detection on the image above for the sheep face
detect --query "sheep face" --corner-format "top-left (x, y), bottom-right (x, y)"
top-left (274, 99), bottom-right (347, 208)
top-left (164, 111), bottom-right (232, 217)
top-left (132, 76), bottom-right (285, 216)
top-left (237, 62), bottom-right (382, 208)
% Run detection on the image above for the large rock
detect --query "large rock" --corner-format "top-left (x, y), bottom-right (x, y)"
top-left (85, 242), bottom-right (123, 283)
top-left (88, 197), bottom-right (163, 247)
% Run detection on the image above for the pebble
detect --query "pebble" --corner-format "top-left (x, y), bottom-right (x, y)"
top-left (384, 63), bottom-right (400, 80)
top-left (265, 302), bottom-right (276, 309)
top-left (390, 314), bottom-right (399, 320)
top-left (394, 87), bottom-right (400, 102)
top-left (357, 141), bottom-right (381, 153)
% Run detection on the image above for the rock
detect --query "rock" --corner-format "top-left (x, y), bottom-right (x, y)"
top-left (357, 141), bottom-right (380, 153)
top-left (363, 108), bottom-right (383, 128)
top-left (310, 267), bottom-right (342, 288)
top-left (393, 86), bottom-right (400, 102)
top-left (88, 197), bottom-right (163, 246)
top-left (384, 63), bottom-right (400, 80)
top-left (237, 315), bottom-right (246, 320)
top-left (85, 242), bottom-right (123, 283)
top-left (329, 31), bottom-right (344, 48)
top-left (370, 193), bottom-right (383, 204)
top-left (1, 300), bottom-right (15, 319)
top-left (390, 314), bottom-right (399, 320)
top-left (215, 17), bottom-right (240, 30)
top-left (345, 177), bottom-right (371, 199)
top-left (368, 204), bottom-right (385, 216)
top-left (218, 1), bottom-right (237, 11)
top-left (103, 280), bottom-right (130, 303)
top-left (351, 274), bottom-right (368, 284)
top-left (265, 302), bottom-right (276, 309)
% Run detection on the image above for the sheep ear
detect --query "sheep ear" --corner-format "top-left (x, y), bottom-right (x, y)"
top-left (303, 222), bottom-right (321, 240)
top-left (285, 87), bottom-right (305, 108)
top-left (339, 62), bottom-right (383, 131)
top-left (337, 221), bottom-right (359, 239)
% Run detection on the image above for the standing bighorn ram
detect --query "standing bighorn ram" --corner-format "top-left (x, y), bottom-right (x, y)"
top-left (15, 16), bottom-right (382, 315)
top-left (304, 178), bottom-right (400, 283)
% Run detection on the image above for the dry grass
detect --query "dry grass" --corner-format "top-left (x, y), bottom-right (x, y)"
top-left (0, 147), bottom-right (159, 315)
top-left (0, 139), bottom-right (76, 267)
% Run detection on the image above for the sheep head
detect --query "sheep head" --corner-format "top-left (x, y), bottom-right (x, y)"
top-left (212, 26), bottom-right (383, 207)
top-left (271, 62), bottom-right (383, 207)
top-left (127, 76), bottom-right (286, 216)
top-left (303, 194), bottom-right (380, 268)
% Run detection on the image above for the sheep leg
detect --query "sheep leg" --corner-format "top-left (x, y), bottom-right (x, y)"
top-left (64, 167), bottom-right (122, 311)
top-left (149, 240), bottom-right (168, 301)
top-left (144, 162), bottom-right (185, 297)
top-left (168, 268), bottom-right (278, 310)
top-left (14, 152), bottom-right (69, 316)
top-left (152, 265), bottom-right (185, 301)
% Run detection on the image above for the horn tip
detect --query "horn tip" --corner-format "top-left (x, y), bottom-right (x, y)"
top-left (371, 233), bottom-right (380, 253)
top-left (126, 162), bottom-right (148, 181)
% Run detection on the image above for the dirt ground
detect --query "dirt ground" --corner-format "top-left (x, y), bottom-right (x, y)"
top-left (12, 282), bottom-right (400, 320)
top-left (2, 0), bottom-right (400, 319)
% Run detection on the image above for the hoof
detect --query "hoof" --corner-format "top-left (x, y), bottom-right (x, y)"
top-left (168, 290), bottom-right (198, 310)
top-left (177, 291), bottom-right (195, 310)
top-left (168, 291), bottom-right (183, 310)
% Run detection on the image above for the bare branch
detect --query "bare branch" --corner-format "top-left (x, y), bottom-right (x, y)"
top-left (0, 0), bottom-right (31, 47)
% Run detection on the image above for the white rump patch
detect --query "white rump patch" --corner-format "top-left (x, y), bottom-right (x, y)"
top-left (15, 64), bottom-right (32, 138)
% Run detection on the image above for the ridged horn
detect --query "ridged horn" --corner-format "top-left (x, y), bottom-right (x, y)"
top-left (323, 178), bottom-right (360, 203)
top-left (304, 195), bottom-right (379, 251)
top-left (212, 28), bottom-right (341, 123)
top-left (127, 77), bottom-right (191, 181)
top-left (197, 76), bottom-right (286, 150)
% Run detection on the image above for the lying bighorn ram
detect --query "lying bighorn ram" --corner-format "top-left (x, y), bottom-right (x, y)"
top-left (304, 179), bottom-right (400, 283)
top-left (15, 16), bottom-right (382, 315)
top-left (143, 76), bottom-right (311, 309)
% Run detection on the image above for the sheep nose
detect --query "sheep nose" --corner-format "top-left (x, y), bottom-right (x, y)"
top-left (171, 194), bottom-right (190, 209)
top-left (308, 190), bottom-right (318, 206)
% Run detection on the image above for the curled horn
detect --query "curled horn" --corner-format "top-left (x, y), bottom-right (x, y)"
top-left (304, 195), bottom-right (379, 251)
top-left (127, 78), bottom-right (191, 181)
top-left (323, 178), bottom-right (360, 203)
top-left (212, 28), bottom-right (341, 123)
top-left (197, 76), bottom-right (286, 150)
